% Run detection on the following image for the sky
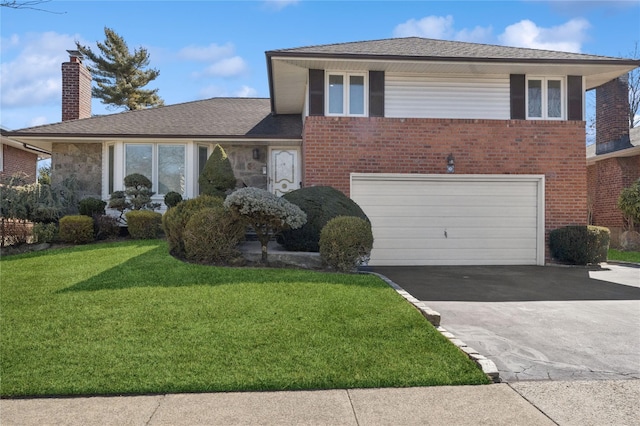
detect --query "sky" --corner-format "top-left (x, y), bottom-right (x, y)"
top-left (1, 0), bottom-right (639, 132)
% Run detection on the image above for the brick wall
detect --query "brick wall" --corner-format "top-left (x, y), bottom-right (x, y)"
top-left (62, 57), bottom-right (92, 122)
top-left (1, 144), bottom-right (38, 184)
top-left (587, 156), bottom-right (640, 246)
top-left (595, 75), bottom-right (630, 154)
top-left (303, 116), bottom-right (587, 256)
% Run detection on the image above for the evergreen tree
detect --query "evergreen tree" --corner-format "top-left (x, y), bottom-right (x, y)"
top-left (76, 27), bottom-right (164, 110)
top-left (198, 145), bottom-right (236, 198)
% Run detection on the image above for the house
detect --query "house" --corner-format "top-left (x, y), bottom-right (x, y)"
top-left (2, 38), bottom-right (638, 266)
top-left (0, 127), bottom-right (50, 184)
top-left (587, 74), bottom-right (640, 247)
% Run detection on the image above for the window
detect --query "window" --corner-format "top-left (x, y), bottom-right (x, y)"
top-left (107, 145), bottom-right (114, 194)
top-left (527, 77), bottom-right (564, 119)
top-left (326, 72), bottom-right (367, 116)
top-left (124, 143), bottom-right (185, 195)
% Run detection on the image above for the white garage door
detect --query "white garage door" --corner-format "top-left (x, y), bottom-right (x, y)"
top-left (351, 174), bottom-right (545, 266)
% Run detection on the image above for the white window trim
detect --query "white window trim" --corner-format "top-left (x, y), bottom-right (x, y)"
top-left (123, 142), bottom-right (187, 196)
top-left (526, 76), bottom-right (565, 120)
top-left (325, 71), bottom-right (368, 117)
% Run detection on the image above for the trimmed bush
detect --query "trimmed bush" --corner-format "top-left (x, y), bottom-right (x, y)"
top-left (32, 222), bottom-right (57, 244)
top-left (279, 186), bottom-right (369, 252)
top-left (183, 207), bottom-right (245, 264)
top-left (549, 225), bottom-right (610, 265)
top-left (59, 215), bottom-right (94, 244)
top-left (94, 214), bottom-right (120, 240)
top-left (198, 144), bottom-right (236, 198)
top-left (319, 216), bottom-right (374, 272)
top-left (164, 191), bottom-right (183, 208)
top-left (125, 210), bottom-right (163, 239)
top-left (224, 187), bottom-right (306, 263)
top-left (78, 197), bottom-right (106, 217)
top-left (162, 195), bottom-right (224, 257)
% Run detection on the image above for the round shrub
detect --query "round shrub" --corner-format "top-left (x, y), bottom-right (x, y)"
top-left (162, 195), bottom-right (224, 257)
top-left (164, 191), bottom-right (183, 208)
top-left (126, 210), bottom-right (162, 239)
top-left (32, 222), bottom-right (57, 244)
top-left (183, 207), bottom-right (245, 264)
top-left (278, 186), bottom-right (369, 252)
top-left (319, 216), bottom-right (374, 272)
top-left (78, 197), bottom-right (106, 217)
top-left (549, 225), bottom-right (610, 265)
top-left (59, 215), bottom-right (94, 244)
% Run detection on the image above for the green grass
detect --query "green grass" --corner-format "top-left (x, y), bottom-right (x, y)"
top-left (608, 249), bottom-right (640, 263)
top-left (0, 240), bottom-right (489, 397)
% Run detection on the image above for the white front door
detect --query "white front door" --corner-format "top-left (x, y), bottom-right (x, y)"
top-left (269, 148), bottom-right (300, 196)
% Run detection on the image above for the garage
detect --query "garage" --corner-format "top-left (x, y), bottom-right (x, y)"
top-left (350, 173), bottom-right (545, 266)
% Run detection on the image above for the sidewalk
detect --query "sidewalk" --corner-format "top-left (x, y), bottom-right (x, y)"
top-left (2, 380), bottom-right (638, 425)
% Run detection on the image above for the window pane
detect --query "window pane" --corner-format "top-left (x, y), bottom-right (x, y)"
top-left (328, 74), bottom-right (344, 114)
top-left (528, 80), bottom-right (542, 118)
top-left (349, 75), bottom-right (364, 115)
top-left (108, 145), bottom-right (114, 194)
top-left (547, 80), bottom-right (562, 118)
top-left (158, 145), bottom-right (185, 195)
top-left (198, 146), bottom-right (208, 195)
top-left (125, 144), bottom-right (152, 181)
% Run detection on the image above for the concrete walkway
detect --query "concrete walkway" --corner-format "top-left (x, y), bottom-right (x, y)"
top-left (3, 380), bottom-right (638, 425)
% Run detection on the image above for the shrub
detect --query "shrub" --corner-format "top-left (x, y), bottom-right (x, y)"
top-left (94, 214), bottom-right (120, 240)
top-left (125, 210), bottom-right (163, 239)
top-left (618, 178), bottom-right (640, 231)
top-left (164, 191), bottom-right (183, 208)
top-left (183, 207), bottom-right (245, 264)
top-left (124, 173), bottom-right (160, 211)
top-left (78, 197), bottom-right (106, 217)
top-left (59, 215), bottom-right (94, 244)
top-left (162, 195), bottom-right (224, 257)
top-left (549, 225), bottom-right (610, 265)
top-left (279, 186), bottom-right (369, 252)
top-left (32, 222), bottom-right (58, 244)
top-left (319, 216), bottom-right (374, 272)
top-left (224, 187), bottom-right (306, 263)
top-left (198, 144), bottom-right (236, 198)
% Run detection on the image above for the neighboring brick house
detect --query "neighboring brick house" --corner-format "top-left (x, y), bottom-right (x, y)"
top-left (0, 130), bottom-right (50, 184)
top-left (586, 74), bottom-right (640, 246)
top-left (3, 38), bottom-right (638, 265)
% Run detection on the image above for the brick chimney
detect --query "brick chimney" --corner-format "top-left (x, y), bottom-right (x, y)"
top-left (61, 50), bottom-right (92, 121)
top-left (595, 74), bottom-right (631, 155)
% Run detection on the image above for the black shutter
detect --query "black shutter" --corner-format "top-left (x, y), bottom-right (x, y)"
top-left (369, 70), bottom-right (385, 117)
top-left (308, 69), bottom-right (324, 116)
top-left (567, 76), bottom-right (583, 121)
top-left (510, 74), bottom-right (526, 120)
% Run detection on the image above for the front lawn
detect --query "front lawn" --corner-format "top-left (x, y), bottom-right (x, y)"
top-left (608, 249), bottom-right (640, 263)
top-left (0, 240), bottom-right (489, 397)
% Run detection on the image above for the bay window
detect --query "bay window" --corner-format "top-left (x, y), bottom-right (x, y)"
top-left (124, 143), bottom-right (185, 195)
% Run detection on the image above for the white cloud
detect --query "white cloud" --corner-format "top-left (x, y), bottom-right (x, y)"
top-left (178, 42), bottom-right (235, 62)
top-left (0, 31), bottom-right (81, 108)
top-left (202, 56), bottom-right (247, 78)
top-left (235, 85), bottom-right (257, 97)
top-left (263, 0), bottom-right (299, 11)
top-left (393, 15), bottom-right (493, 43)
top-left (29, 116), bottom-right (49, 127)
top-left (498, 18), bottom-right (590, 53)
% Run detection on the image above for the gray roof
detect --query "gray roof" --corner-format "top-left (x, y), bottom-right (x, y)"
top-left (5, 98), bottom-right (302, 139)
top-left (267, 37), bottom-right (639, 64)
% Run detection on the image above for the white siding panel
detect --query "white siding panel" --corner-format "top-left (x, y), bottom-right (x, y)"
top-left (351, 174), bottom-right (545, 266)
top-left (386, 74), bottom-right (510, 119)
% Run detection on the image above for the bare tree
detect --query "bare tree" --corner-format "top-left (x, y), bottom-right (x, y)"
top-left (629, 42), bottom-right (640, 128)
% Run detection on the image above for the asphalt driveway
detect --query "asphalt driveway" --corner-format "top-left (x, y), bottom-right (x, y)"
top-left (369, 264), bottom-right (640, 382)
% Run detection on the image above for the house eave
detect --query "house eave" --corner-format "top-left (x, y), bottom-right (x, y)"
top-left (587, 145), bottom-right (640, 165)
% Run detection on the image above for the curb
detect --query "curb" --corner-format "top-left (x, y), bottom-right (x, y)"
top-left (365, 271), bottom-right (500, 383)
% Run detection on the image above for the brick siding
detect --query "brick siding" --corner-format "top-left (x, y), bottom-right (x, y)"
top-left (62, 59), bottom-right (92, 122)
top-left (303, 116), bottom-right (587, 258)
top-left (1, 144), bottom-right (38, 184)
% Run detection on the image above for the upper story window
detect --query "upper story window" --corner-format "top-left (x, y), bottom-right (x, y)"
top-left (527, 77), bottom-right (564, 120)
top-left (326, 72), bottom-right (367, 116)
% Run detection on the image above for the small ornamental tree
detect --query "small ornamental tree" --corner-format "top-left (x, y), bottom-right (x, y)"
top-left (618, 178), bottom-right (640, 231)
top-left (108, 173), bottom-right (160, 222)
top-left (224, 187), bottom-right (306, 263)
top-left (198, 144), bottom-right (236, 198)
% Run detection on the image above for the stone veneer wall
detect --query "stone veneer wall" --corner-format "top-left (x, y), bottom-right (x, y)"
top-left (224, 145), bottom-right (267, 190)
top-left (51, 143), bottom-right (102, 200)
top-left (303, 116), bottom-right (588, 260)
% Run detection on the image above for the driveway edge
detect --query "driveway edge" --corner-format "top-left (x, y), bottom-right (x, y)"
top-left (364, 271), bottom-right (500, 383)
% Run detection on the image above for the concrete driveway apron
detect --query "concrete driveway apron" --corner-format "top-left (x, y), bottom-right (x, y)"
top-left (369, 264), bottom-right (640, 382)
